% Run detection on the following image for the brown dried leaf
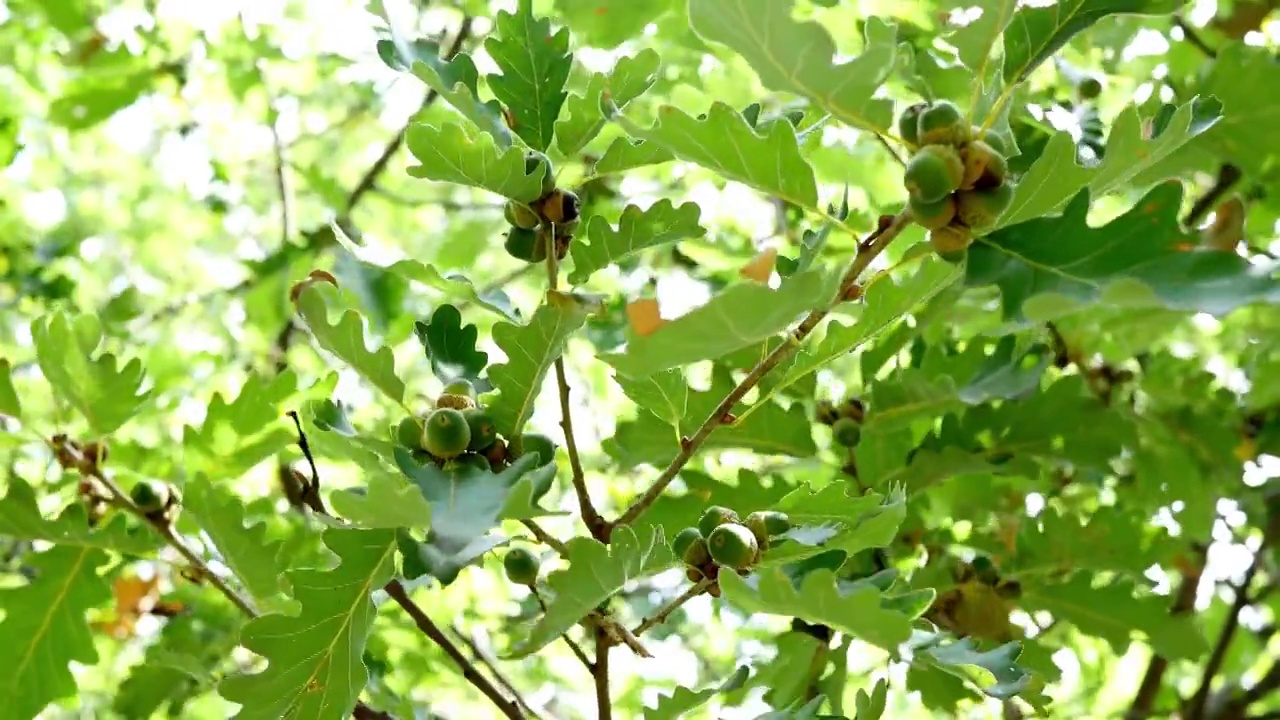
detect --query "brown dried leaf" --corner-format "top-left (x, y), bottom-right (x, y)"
top-left (626, 298), bottom-right (664, 337)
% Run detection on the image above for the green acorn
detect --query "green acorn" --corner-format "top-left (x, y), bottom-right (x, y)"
top-left (423, 407), bottom-right (472, 460)
top-left (525, 150), bottom-right (556, 196)
top-left (707, 523), bottom-right (759, 569)
top-left (504, 200), bottom-right (541, 230)
top-left (697, 505), bottom-right (741, 539)
top-left (130, 480), bottom-right (169, 513)
top-left (832, 417), bottom-right (862, 448)
top-left (897, 101), bottom-right (928, 147)
top-left (673, 527), bottom-right (711, 566)
top-left (395, 417), bottom-right (423, 450)
top-left (916, 100), bottom-right (966, 146)
top-left (504, 226), bottom-right (547, 263)
top-left (463, 408), bottom-right (498, 452)
top-left (745, 511), bottom-right (791, 545)
top-left (517, 433), bottom-right (557, 466)
top-left (503, 547), bottom-right (541, 585)
top-left (442, 379), bottom-right (477, 400)
top-left (904, 145), bottom-right (964, 204)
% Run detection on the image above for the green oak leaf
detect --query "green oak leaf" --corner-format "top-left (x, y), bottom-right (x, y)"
top-left (613, 102), bottom-right (819, 209)
top-left (406, 121), bottom-right (548, 203)
top-left (772, 256), bottom-right (962, 393)
top-left (762, 484), bottom-right (907, 567)
top-left (689, 2), bottom-right (898, 135)
top-left (607, 366), bottom-right (815, 465)
top-left (218, 528), bottom-right (397, 720)
top-left (294, 285), bottom-right (404, 404)
top-left (997, 98), bottom-right (1221, 229)
top-left (487, 291), bottom-right (593, 439)
top-left (0, 477), bottom-right (159, 554)
top-left (397, 529), bottom-right (506, 587)
top-left (379, 258), bottom-right (519, 321)
top-left (605, 267), bottom-right (843, 379)
top-left (752, 696), bottom-right (828, 719)
top-left (1189, 43), bottom-right (1280, 177)
top-left (186, 476), bottom-right (288, 606)
top-left (968, 183), bottom-right (1280, 322)
top-left (855, 679), bottom-right (889, 720)
top-left (0, 358), bottom-right (20, 418)
top-left (31, 311), bottom-right (149, 434)
top-left (303, 398), bottom-right (398, 471)
top-left (557, 48), bottom-right (661, 157)
top-left (1020, 574), bottom-right (1208, 660)
top-left (863, 370), bottom-right (964, 433)
top-left (393, 447), bottom-right (556, 557)
top-left (553, 0), bottom-right (674, 48)
top-left (596, 136), bottom-right (674, 174)
top-left (940, 335), bottom-right (1052, 405)
top-left (0, 545), bottom-right (112, 720)
top-left (183, 371), bottom-right (299, 481)
top-left (377, 38), bottom-right (509, 145)
top-left (414, 304), bottom-right (490, 389)
top-left (568, 199), bottom-right (705, 285)
top-left (913, 635), bottom-right (1049, 708)
top-left (483, 0), bottom-right (572, 152)
top-left (948, 0), bottom-right (1017, 72)
top-left (612, 367), bottom-right (688, 430)
top-left (1003, 0), bottom-right (1186, 83)
top-left (509, 524), bottom-right (677, 657)
top-left (720, 566), bottom-right (914, 650)
top-left (645, 665), bottom-right (752, 720)
top-left (330, 471), bottom-right (433, 531)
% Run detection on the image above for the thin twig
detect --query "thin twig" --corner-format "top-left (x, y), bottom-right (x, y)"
top-left (875, 134), bottom-right (906, 166)
top-left (448, 624), bottom-right (548, 720)
top-left (1126, 549), bottom-right (1205, 719)
top-left (543, 234), bottom-right (607, 540)
top-left (1174, 16), bottom-right (1218, 59)
top-left (1187, 507), bottom-right (1280, 719)
top-left (631, 579), bottom-right (712, 637)
top-left (609, 212), bottom-right (913, 532)
top-left (532, 589), bottom-right (594, 670)
top-left (522, 519), bottom-right (570, 555)
top-left (594, 625), bottom-right (612, 720)
top-left (385, 581), bottom-right (525, 720)
top-left (285, 410), bottom-right (328, 513)
top-left (1186, 164), bottom-right (1243, 228)
top-left (552, 362), bottom-right (607, 538)
top-left (269, 106), bottom-right (294, 248)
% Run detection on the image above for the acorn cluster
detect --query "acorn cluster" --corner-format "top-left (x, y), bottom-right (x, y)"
top-left (502, 150), bottom-right (581, 264)
top-left (672, 505), bottom-right (792, 597)
top-left (897, 100), bottom-right (1014, 261)
top-left (816, 396), bottom-right (866, 450)
top-left (394, 379), bottom-right (557, 474)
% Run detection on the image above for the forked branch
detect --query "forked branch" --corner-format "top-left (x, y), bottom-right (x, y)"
top-left (608, 212), bottom-right (914, 533)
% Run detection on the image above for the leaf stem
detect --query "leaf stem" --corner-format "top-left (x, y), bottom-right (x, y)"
top-left (630, 579), bottom-right (712, 637)
top-left (385, 581), bottom-right (525, 720)
top-left (1186, 507), bottom-right (1280, 719)
top-left (532, 589), bottom-right (595, 670)
top-left (608, 212), bottom-right (913, 532)
top-left (522, 519), bottom-right (570, 555)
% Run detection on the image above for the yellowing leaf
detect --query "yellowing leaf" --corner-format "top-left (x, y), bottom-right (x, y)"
top-left (739, 248), bottom-right (778, 283)
top-left (626, 298), bottom-right (664, 337)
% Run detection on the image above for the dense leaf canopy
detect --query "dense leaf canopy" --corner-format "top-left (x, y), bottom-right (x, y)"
top-left (3, 0), bottom-right (1280, 718)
